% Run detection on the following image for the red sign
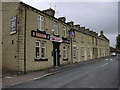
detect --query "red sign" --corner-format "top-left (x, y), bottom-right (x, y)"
top-left (36, 33), bottom-right (47, 38)
top-left (31, 30), bottom-right (50, 40)
top-left (50, 36), bottom-right (62, 42)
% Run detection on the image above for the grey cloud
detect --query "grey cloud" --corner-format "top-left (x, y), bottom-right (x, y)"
top-left (20, 1), bottom-right (118, 47)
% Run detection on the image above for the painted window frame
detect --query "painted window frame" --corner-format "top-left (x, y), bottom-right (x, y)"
top-left (53, 21), bottom-right (58, 35)
top-left (88, 47), bottom-right (90, 56)
top-left (35, 41), bottom-right (40, 59)
top-left (38, 15), bottom-right (44, 31)
top-left (63, 26), bottom-right (66, 38)
top-left (73, 45), bottom-right (77, 58)
top-left (81, 47), bottom-right (84, 57)
top-left (41, 41), bottom-right (46, 59)
top-left (63, 46), bottom-right (67, 59)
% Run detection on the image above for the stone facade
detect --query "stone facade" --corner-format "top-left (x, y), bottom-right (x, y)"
top-left (2, 2), bottom-right (110, 73)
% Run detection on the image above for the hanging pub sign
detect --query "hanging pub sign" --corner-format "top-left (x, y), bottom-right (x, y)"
top-left (69, 29), bottom-right (75, 38)
top-left (31, 30), bottom-right (50, 40)
top-left (50, 36), bottom-right (63, 42)
top-left (10, 16), bottom-right (17, 35)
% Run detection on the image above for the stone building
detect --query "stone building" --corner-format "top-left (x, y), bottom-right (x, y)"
top-left (2, 1), bottom-right (110, 74)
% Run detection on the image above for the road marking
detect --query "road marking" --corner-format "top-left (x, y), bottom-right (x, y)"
top-left (33, 73), bottom-right (53, 80)
top-left (102, 63), bottom-right (109, 67)
top-left (105, 59), bottom-right (109, 61)
top-left (110, 58), bottom-right (113, 60)
top-left (4, 77), bottom-right (13, 79)
top-left (110, 59), bottom-right (113, 62)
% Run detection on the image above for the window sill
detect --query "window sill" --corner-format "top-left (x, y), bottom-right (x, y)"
top-left (34, 58), bottom-right (48, 61)
top-left (63, 58), bottom-right (68, 61)
top-left (53, 34), bottom-right (60, 37)
top-left (62, 37), bottom-right (67, 40)
top-left (73, 57), bottom-right (77, 58)
top-left (37, 29), bottom-right (46, 34)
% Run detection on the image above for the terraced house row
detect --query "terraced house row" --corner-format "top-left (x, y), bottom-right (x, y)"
top-left (2, 1), bottom-right (110, 74)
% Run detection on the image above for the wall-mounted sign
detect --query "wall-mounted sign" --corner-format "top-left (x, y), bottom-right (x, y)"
top-left (69, 29), bottom-right (75, 38)
top-left (31, 30), bottom-right (50, 40)
top-left (50, 36), bottom-right (62, 42)
top-left (10, 16), bottom-right (17, 35)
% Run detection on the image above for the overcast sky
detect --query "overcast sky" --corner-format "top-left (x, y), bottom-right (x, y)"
top-left (21, 0), bottom-right (118, 48)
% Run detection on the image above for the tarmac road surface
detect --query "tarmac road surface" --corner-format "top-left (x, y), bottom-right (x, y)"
top-left (5, 55), bottom-right (119, 88)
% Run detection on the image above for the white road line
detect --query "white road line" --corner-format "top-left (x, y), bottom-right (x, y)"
top-left (110, 58), bottom-right (113, 61)
top-left (4, 77), bottom-right (13, 79)
top-left (33, 73), bottom-right (53, 80)
top-left (102, 63), bottom-right (109, 67)
top-left (110, 59), bottom-right (113, 61)
top-left (105, 59), bottom-right (109, 61)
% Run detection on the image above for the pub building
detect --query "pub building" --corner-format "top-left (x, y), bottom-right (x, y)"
top-left (2, 1), bottom-right (109, 74)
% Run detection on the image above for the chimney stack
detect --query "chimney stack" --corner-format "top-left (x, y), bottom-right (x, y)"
top-left (58, 17), bottom-right (66, 22)
top-left (80, 27), bottom-right (85, 31)
top-left (43, 8), bottom-right (55, 17)
top-left (85, 29), bottom-right (90, 33)
top-left (67, 21), bottom-right (74, 26)
top-left (89, 30), bottom-right (94, 35)
top-left (100, 30), bottom-right (104, 35)
top-left (74, 25), bottom-right (80, 30)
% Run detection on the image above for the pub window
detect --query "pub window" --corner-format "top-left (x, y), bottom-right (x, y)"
top-left (63, 26), bottom-right (66, 38)
top-left (36, 41), bottom-right (40, 59)
top-left (53, 21), bottom-right (58, 35)
top-left (38, 15), bottom-right (44, 31)
top-left (73, 46), bottom-right (76, 58)
top-left (41, 41), bottom-right (46, 58)
top-left (63, 47), bottom-right (67, 59)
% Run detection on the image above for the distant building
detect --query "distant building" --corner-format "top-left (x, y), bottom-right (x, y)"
top-left (2, 1), bottom-right (110, 74)
top-left (110, 46), bottom-right (116, 53)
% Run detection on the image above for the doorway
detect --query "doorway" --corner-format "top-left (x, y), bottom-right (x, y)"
top-left (52, 42), bottom-right (60, 67)
top-left (84, 48), bottom-right (87, 60)
top-left (77, 49), bottom-right (80, 62)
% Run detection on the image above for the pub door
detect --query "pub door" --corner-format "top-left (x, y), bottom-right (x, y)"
top-left (52, 42), bottom-right (60, 67)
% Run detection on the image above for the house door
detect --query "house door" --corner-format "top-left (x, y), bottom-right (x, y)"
top-left (77, 49), bottom-right (80, 62)
top-left (84, 48), bottom-right (87, 60)
top-left (52, 42), bottom-right (60, 67)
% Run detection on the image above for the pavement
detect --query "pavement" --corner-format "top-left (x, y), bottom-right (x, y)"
top-left (2, 56), bottom-right (114, 88)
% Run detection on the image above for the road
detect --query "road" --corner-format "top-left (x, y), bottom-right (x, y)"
top-left (6, 55), bottom-right (119, 88)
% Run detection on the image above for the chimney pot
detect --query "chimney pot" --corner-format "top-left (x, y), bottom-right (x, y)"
top-left (100, 30), bottom-right (103, 35)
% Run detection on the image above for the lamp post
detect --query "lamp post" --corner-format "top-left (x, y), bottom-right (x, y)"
top-left (69, 29), bottom-right (75, 63)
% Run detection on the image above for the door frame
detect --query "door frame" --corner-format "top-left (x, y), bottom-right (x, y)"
top-left (52, 42), bottom-right (61, 67)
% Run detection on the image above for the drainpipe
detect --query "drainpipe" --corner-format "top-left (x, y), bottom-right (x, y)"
top-left (71, 38), bottom-right (73, 63)
top-left (24, 5), bottom-right (27, 74)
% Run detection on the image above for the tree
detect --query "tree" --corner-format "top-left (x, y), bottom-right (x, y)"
top-left (116, 34), bottom-right (120, 49)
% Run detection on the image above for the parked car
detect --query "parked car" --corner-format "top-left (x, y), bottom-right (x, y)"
top-left (111, 52), bottom-right (117, 56)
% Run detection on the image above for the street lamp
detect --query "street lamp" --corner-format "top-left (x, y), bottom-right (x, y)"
top-left (69, 28), bottom-right (75, 63)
